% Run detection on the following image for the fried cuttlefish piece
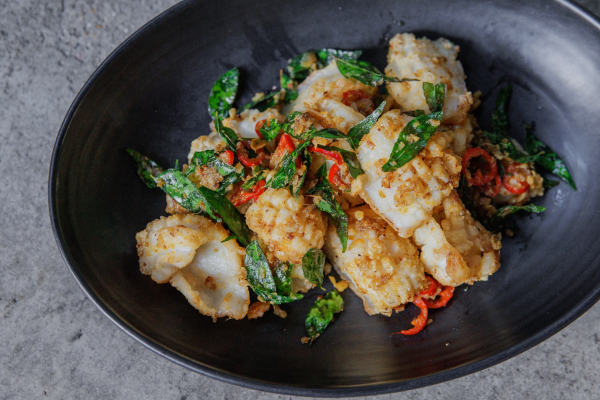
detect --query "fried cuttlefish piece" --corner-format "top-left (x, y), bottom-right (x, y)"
top-left (385, 33), bottom-right (472, 125)
top-left (413, 191), bottom-right (502, 286)
top-left (135, 214), bottom-right (249, 321)
top-left (223, 108), bottom-right (284, 139)
top-left (323, 205), bottom-right (427, 316)
top-left (352, 109), bottom-right (462, 238)
top-left (246, 188), bottom-right (328, 264)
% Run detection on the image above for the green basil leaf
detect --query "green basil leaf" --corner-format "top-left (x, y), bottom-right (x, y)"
top-left (301, 248), bottom-right (326, 288)
top-left (197, 186), bottom-right (251, 247)
top-left (281, 111), bottom-right (303, 135)
top-left (293, 151), bottom-right (312, 197)
top-left (280, 72), bottom-right (298, 103)
top-left (244, 91), bottom-right (280, 112)
top-left (347, 100), bottom-right (386, 150)
top-left (244, 241), bottom-right (303, 304)
top-left (315, 48), bottom-right (362, 68)
top-left (404, 110), bottom-right (425, 117)
top-left (308, 164), bottom-right (349, 252)
top-left (336, 58), bottom-right (416, 87)
top-left (487, 203), bottom-right (546, 233)
top-left (258, 119), bottom-right (283, 142)
top-left (291, 127), bottom-right (347, 141)
top-left (525, 127), bottom-right (577, 190)
top-left (305, 290), bottom-right (344, 342)
top-left (242, 169), bottom-right (266, 190)
top-left (214, 114), bottom-right (239, 151)
top-left (208, 67), bottom-right (239, 120)
top-left (287, 51), bottom-right (317, 81)
top-left (126, 149), bottom-right (164, 188)
top-left (543, 179), bottom-right (560, 189)
top-left (317, 145), bottom-right (364, 178)
top-left (423, 82), bottom-right (446, 113)
top-left (267, 141), bottom-right (311, 189)
top-left (217, 172), bottom-right (243, 195)
top-left (221, 235), bottom-right (237, 243)
top-left (186, 150), bottom-right (236, 177)
top-left (381, 111), bottom-right (443, 172)
top-left (158, 169), bottom-right (219, 218)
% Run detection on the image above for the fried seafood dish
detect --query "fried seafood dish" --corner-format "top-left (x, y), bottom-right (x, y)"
top-left (129, 33), bottom-right (575, 342)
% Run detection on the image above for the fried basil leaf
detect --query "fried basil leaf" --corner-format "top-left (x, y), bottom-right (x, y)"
top-left (243, 91), bottom-right (280, 112)
top-left (308, 164), bottom-right (348, 252)
top-left (197, 186), bottom-right (251, 247)
top-left (316, 145), bottom-right (364, 178)
top-left (335, 58), bottom-right (416, 87)
top-left (258, 119), bottom-right (283, 142)
top-left (280, 72), bottom-right (298, 103)
top-left (158, 169), bottom-right (218, 217)
top-left (267, 141), bottom-right (311, 189)
top-left (214, 114), bottom-right (239, 151)
top-left (126, 149), bottom-right (165, 188)
top-left (186, 150), bottom-right (236, 177)
top-left (292, 127), bottom-right (347, 141)
top-left (488, 204), bottom-right (546, 232)
top-left (208, 67), bottom-right (239, 120)
top-left (287, 51), bottom-right (317, 81)
top-left (217, 171), bottom-right (243, 195)
top-left (293, 151), bottom-right (312, 197)
top-left (281, 111), bottom-right (303, 135)
top-left (301, 248), bottom-right (326, 288)
top-left (315, 48), bottom-right (362, 68)
top-left (381, 111), bottom-right (443, 172)
top-left (404, 109), bottom-right (425, 117)
top-left (305, 290), bottom-right (344, 342)
top-left (423, 82), bottom-right (446, 113)
top-left (242, 168), bottom-right (266, 190)
top-left (347, 100), bottom-right (386, 150)
top-left (543, 179), bottom-right (560, 189)
top-left (244, 241), bottom-right (303, 304)
top-left (525, 127), bottom-right (577, 190)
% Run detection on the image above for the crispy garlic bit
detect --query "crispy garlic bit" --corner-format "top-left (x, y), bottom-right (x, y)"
top-left (246, 188), bottom-right (328, 265)
top-left (353, 110), bottom-right (461, 238)
top-left (136, 214), bottom-right (249, 321)
top-left (323, 205), bottom-right (427, 316)
top-left (413, 191), bottom-right (501, 286)
top-left (385, 33), bottom-right (472, 125)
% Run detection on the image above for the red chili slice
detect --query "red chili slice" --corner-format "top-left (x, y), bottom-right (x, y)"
top-left (328, 163), bottom-right (344, 187)
top-left (232, 179), bottom-right (267, 207)
top-left (392, 297), bottom-right (428, 336)
top-left (254, 119), bottom-right (266, 139)
top-left (308, 146), bottom-right (343, 164)
top-left (236, 140), bottom-right (266, 168)
top-left (502, 163), bottom-right (530, 194)
top-left (419, 276), bottom-right (439, 297)
top-left (422, 286), bottom-right (454, 309)
top-left (462, 147), bottom-right (498, 186)
top-left (342, 90), bottom-right (369, 107)
top-left (275, 134), bottom-right (301, 169)
top-left (220, 149), bottom-right (234, 165)
top-left (481, 172), bottom-right (502, 198)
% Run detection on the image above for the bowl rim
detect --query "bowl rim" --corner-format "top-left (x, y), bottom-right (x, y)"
top-left (48, 0), bottom-right (600, 396)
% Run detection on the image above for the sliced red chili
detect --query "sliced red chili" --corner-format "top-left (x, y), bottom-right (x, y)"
top-left (219, 149), bottom-right (235, 165)
top-left (392, 297), bottom-right (428, 336)
top-left (419, 276), bottom-right (439, 297)
top-left (462, 147), bottom-right (498, 186)
top-left (328, 163), bottom-right (344, 187)
top-left (254, 119), bottom-right (266, 139)
top-left (232, 179), bottom-right (266, 207)
top-left (481, 172), bottom-right (501, 198)
top-left (275, 134), bottom-right (301, 169)
top-left (502, 163), bottom-right (530, 194)
top-left (342, 90), bottom-right (369, 107)
top-left (422, 286), bottom-right (454, 309)
top-left (236, 140), bottom-right (266, 168)
top-left (308, 146), bottom-right (343, 164)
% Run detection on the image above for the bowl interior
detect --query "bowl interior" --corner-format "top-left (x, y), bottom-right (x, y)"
top-left (50, 0), bottom-right (600, 395)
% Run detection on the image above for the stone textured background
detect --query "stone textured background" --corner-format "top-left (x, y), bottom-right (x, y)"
top-left (2, 1), bottom-right (600, 399)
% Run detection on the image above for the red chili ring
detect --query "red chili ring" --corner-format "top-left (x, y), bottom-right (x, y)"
top-left (422, 286), bottom-right (454, 309)
top-left (308, 146), bottom-right (343, 164)
top-left (392, 297), bottom-right (428, 336)
top-left (236, 141), bottom-right (266, 168)
top-left (462, 147), bottom-right (498, 186)
top-left (328, 163), bottom-right (344, 187)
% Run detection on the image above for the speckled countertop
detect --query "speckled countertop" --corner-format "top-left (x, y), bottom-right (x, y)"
top-left (2, 1), bottom-right (600, 398)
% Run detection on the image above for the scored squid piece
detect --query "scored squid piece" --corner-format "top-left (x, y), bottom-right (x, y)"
top-left (323, 205), bottom-right (427, 316)
top-left (283, 61), bottom-right (378, 116)
top-left (412, 191), bottom-right (502, 286)
top-left (353, 109), bottom-right (462, 238)
top-left (385, 33), bottom-right (472, 125)
top-left (135, 214), bottom-right (249, 321)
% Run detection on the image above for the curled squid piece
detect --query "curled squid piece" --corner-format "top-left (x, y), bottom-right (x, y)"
top-left (135, 214), bottom-right (249, 321)
top-left (353, 110), bottom-right (462, 238)
top-left (323, 205), bottom-right (427, 316)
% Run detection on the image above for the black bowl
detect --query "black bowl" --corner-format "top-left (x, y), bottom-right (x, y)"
top-left (49, 0), bottom-right (600, 396)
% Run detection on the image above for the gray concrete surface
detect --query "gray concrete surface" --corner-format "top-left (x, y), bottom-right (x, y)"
top-left (2, 0), bottom-right (600, 398)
